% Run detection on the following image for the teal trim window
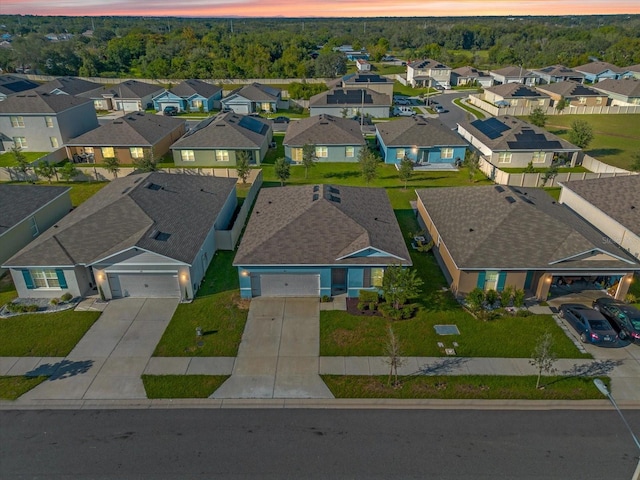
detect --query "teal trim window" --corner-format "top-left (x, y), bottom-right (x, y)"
top-left (30, 269), bottom-right (61, 288)
top-left (363, 267), bottom-right (385, 288)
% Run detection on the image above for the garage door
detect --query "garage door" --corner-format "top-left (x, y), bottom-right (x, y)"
top-left (230, 104), bottom-right (250, 114)
top-left (107, 273), bottom-right (180, 298)
top-left (252, 274), bottom-right (320, 297)
top-left (120, 101), bottom-right (140, 112)
top-left (159, 102), bottom-right (180, 112)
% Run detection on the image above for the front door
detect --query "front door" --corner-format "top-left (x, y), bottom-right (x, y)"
top-left (331, 268), bottom-right (347, 295)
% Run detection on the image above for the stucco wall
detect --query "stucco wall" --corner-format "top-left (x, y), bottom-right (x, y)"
top-left (284, 144), bottom-right (363, 163)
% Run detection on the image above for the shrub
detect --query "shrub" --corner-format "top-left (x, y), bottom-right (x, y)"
top-left (500, 286), bottom-right (514, 307)
top-left (6, 302), bottom-right (26, 313)
top-left (321, 295), bottom-right (332, 303)
top-left (485, 289), bottom-right (499, 306)
top-left (49, 298), bottom-right (60, 306)
top-left (513, 289), bottom-right (525, 308)
top-left (466, 288), bottom-right (485, 312)
top-left (358, 290), bottom-right (379, 310)
top-left (60, 292), bottom-right (73, 302)
top-left (25, 304), bottom-right (39, 312)
top-left (379, 303), bottom-right (416, 320)
top-left (625, 293), bottom-right (637, 304)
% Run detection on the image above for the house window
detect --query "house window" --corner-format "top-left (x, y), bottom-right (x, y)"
top-left (45, 116), bottom-right (54, 128)
top-left (484, 271), bottom-right (499, 290)
top-left (578, 97), bottom-right (587, 105)
top-left (215, 150), bottom-right (230, 162)
top-left (315, 146), bottom-right (328, 158)
top-left (10, 116), bottom-right (24, 128)
top-left (50, 137), bottom-right (59, 148)
top-left (538, 99), bottom-right (545, 106)
top-left (13, 137), bottom-right (27, 149)
top-left (596, 97), bottom-right (603, 105)
top-left (396, 148), bottom-right (406, 160)
top-left (498, 152), bottom-right (512, 163)
top-left (291, 148), bottom-right (303, 163)
top-left (261, 102), bottom-right (271, 112)
top-left (101, 147), bottom-right (115, 158)
top-left (363, 267), bottom-right (384, 288)
top-left (440, 148), bottom-right (454, 159)
top-left (345, 146), bottom-right (355, 158)
top-left (532, 152), bottom-right (546, 163)
top-left (29, 217), bottom-right (39, 237)
top-left (31, 269), bottom-right (60, 289)
top-left (192, 100), bottom-right (203, 109)
top-left (181, 150), bottom-right (195, 162)
top-left (130, 147), bottom-right (144, 159)
top-left (84, 147), bottom-right (94, 154)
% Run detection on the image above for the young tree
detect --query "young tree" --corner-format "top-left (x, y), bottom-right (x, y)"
top-left (11, 146), bottom-right (30, 179)
top-left (463, 150), bottom-right (480, 183)
top-left (58, 162), bottom-right (80, 182)
top-left (301, 144), bottom-right (317, 179)
top-left (133, 150), bottom-right (158, 172)
top-left (529, 331), bottom-right (557, 389)
top-left (528, 106), bottom-right (548, 128)
top-left (381, 265), bottom-right (423, 311)
top-left (34, 162), bottom-right (57, 184)
top-left (568, 119), bottom-right (594, 149)
top-left (555, 97), bottom-right (567, 112)
top-left (274, 157), bottom-right (290, 186)
top-left (541, 164), bottom-right (559, 187)
top-left (103, 155), bottom-right (121, 179)
top-left (357, 145), bottom-right (379, 185)
top-left (398, 156), bottom-right (414, 189)
top-left (236, 150), bottom-right (251, 184)
top-left (384, 325), bottom-right (406, 388)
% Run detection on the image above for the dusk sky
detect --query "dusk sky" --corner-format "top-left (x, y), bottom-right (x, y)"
top-left (4, 0), bottom-right (640, 18)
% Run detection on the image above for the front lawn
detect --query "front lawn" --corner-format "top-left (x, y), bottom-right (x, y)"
top-left (393, 82), bottom-right (436, 97)
top-left (453, 98), bottom-right (486, 120)
top-left (0, 376), bottom-right (48, 400)
top-left (0, 151), bottom-right (47, 167)
top-left (0, 273), bottom-right (17, 309)
top-left (142, 375), bottom-right (229, 398)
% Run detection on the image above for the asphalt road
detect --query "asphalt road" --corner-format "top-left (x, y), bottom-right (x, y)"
top-left (1, 408), bottom-right (639, 479)
top-left (431, 91), bottom-right (478, 130)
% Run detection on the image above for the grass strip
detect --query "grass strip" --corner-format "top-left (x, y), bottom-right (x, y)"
top-left (142, 375), bottom-right (229, 398)
top-left (0, 376), bottom-right (48, 400)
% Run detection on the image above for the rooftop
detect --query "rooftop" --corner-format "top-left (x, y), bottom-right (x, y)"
top-left (0, 91), bottom-right (94, 114)
top-left (377, 116), bottom-right (467, 148)
top-left (284, 114), bottom-right (365, 147)
top-left (309, 87), bottom-right (390, 107)
top-left (0, 185), bottom-right (70, 236)
top-left (171, 112), bottom-right (270, 150)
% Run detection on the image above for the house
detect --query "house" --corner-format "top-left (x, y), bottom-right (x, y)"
top-left (220, 83), bottom-right (286, 114)
top-left (171, 112), bottom-right (272, 167)
top-left (65, 112), bottom-right (185, 164)
top-left (234, 184), bottom-right (411, 298)
top-left (559, 176), bottom-right (640, 261)
top-left (356, 59), bottom-right (371, 72)
top-left (0, 75), bottom-right (39, 101)
top-left (415, 185), bottom-right (639, 301)
top-left (457, 116), bottom-right (581, 168)
top-left (309, 88), bottom-right (391, 118)
top-left (450, 66), bottom-right (493, 88)
top-left (0, 92), bottom-right (98, 152)
top-left (406, 59), bottom-right (451, 89)
top-left (346, 51), bottom-right (370, 61)
top-left (530, 65), bottom-right (584, 84)
top-left (35, 77), bottom-right (102, 97)
top-left (590, 78), bottom-right (640, 106)
top-left (4, 172), bottom-right (238, 300)
top-left (283, 115), bottom-right (366, 163)
top-left (573, 61), bottom-right (632, 83)
top-left (341, 73), bottom-right (394, 98)
top-left (483, 83), bottom-right (551, 108)
top-left (78, 80), bottom-right (164, 112)
top-left (376, 116), bottom-right (467, 166)
top-left (489, 66), bottom-right (538, 86)
top-left (627, 65), bottom-right (640, 80)
top-left (0, 185), bottom-right (71, 275)
top-left (152, 79), bottom-right (222, 113)
top-left (536, 81), bottom-right (608, 108)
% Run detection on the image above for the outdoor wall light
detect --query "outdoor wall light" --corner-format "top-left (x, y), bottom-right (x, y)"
top-left (180, 273), bottom-right (187, 282)
top-left (97, 273), bottom-right (104, 281)
top-left (241, 270), bottom-right (249, 277)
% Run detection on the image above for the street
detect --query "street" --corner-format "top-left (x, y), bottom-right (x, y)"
top-left (1, 408), bottom-right (639, 479)
top-left (430, 91), bottom-right (478, 130)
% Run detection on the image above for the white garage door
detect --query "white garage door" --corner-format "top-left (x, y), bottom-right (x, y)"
top-left (230, 104), bottom-right (250, 114)
top-left (120, 101), bottom-right (140, 112)
top-left (108, 273), bottom-right (180, 298)
top-left (253, 274), bottom-right (320, 297)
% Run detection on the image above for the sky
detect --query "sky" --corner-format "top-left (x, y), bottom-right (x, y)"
top-left (3, 0), bottom-right (640, 18)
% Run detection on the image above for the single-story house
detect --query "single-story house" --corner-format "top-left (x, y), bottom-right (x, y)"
top-left (78, 80), bottom-right (164, 112)
top-left (450, 66), bottom-right (493, 88)
top-left (530, 65), bottom-right (585, 84)
top-left (627, 64), bottom-right (640, 80)
top-left (356, 59), bottom-right (371, 72)
top-left (220, 83), bottom-right (287, 114)
top-left (283, 114), bottom-right (366, 163)
top-left (590, 78), bottom-right (640, 106)
top-left (536, 81), bottom-right (608, 107)
top-left (0, 185), bottom-right (71, 275)
top-left (376, 116), bottom-right (467, 166)
top-left (573, 61), bottom-right (632, 83)
top-left (152, 79), bottom-right (222, 113)
top-left (35, 77), bottom-right (102, 96)
top-left (457, 116), bottom-right (581, 168)
top-left (171, 112), bottom-right (272, 167)
top-left (4, 172), bottom-right (238, 300)
top-left (406, 59), bottom-right (451, 89)
top-left (234, 184), bottom-right (412, 298)
top-left (489, 66), bottom-right (538, 86)
top-left (342, 73), bottom-right (394, 98)
top-left (416, 185), bottom-right (639, 301)
top-left (0, 74), bottom-right (39, 101)
top-left (483, 83), bottom-right (551, 108)
top-left (65, 112), bottom-right (185, 164)
top-left (559, 176), bottom-right (640, 261)
top-left (309, 88), bottom-right (391, 118)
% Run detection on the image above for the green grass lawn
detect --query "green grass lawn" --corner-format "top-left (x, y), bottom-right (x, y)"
top-left (142, 375), bottom-right (229, 398)
top-left (453, 98), bottom-right (486, 119)
top-left (0, 273), bottom-right (17, 308)
top-left (393, 82), bottom-right (436, 97)
top-left (153, 250), bottom-right (248, 357)
top-left (0, 151), bottom-right (48, 167)
top-left (0, 376), bottom-right (48, 400)
top-left (371, 63), bottom-right (405, 75)
top-left (322, 375), bottom-right (608, 400)
top-left (0, 311), bottom-right (101, 356)
top-left (544, 187), bottom-right (562, 201)
top-left (56, 181), bottom-right (108, 207)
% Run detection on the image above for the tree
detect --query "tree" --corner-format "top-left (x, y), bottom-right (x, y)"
top-left (463, 150), bottom-right (480, 183)
top-left (236, 150), bottom-right (251, 184)
top-left (398, 155), bottom-right (414, 189)
top-left (11, 146), bottom-right (31, 179)
top-left (568, 119), bottom-right (594, 149)
top-left (357, 145), bottom-right (379, 185)
top-left (528, 106), bottom-right (548, 128)
top-left (133, 150), bottom-right (158, 172)
top-left (274, 157), bottom-right (290, 186)
top-left (381, 265), bottom-right (423, 311)
top-left (301, 144), bottom-right (317, 179)
top-left (58, 162), bottom-right (80, 182)
top-left (384, 326), bottom-right (406, 388)
top-left (541, 165), bottom-right (559, 187)
top-left (555, 97), bottom-right (568, 112)
top-left (34, 162), bottom-right (57, 184)
top-left (529, 331), bottom-right (557, 389)
top-left (103, 155), bottom-right (121, 178)
top-left (315, 51), bottom-right (346, 78)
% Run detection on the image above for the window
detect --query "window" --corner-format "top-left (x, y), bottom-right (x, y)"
top-left (192, 100), bottom-right (203, 109)
top-left (532, 152), bottom-right (546, 163)
top-left (29, 217), bottom-right (39, 237)
top-left (440, 148), bottom-right (454, 159)
top-left (10, 116), bottom-right (24, 128)
top-left (50, 137), bottom-right (59, 148)
top-left (345, 146), bottom-right (355, 158)
top-left (215, 150), bottom-right (229, 162)
top-left (13, 137), bottom-right (27, 149)
top-left (498, 152), bottom-right (512, 164)
top-left (84, 147), bottom-right (94, 154)
top-left (484, 271), bottom-right (499, 290)
top-left (578, 97), bottom-right (587, 105)
top-left (181, 150), bottom-right (195, 162)
top-left (395, 148), bottom-right (406, 160)
top-left (31, 269), bottom-right (60, 289)
top-left (101, 147), bottom-right (115, 158)
top-left (538, 99), bottom-right (545, 106)
top-left (363, 267), bottom-right (384, 288)
top-left (315, 146), bottom-right (328, 158)
top-left (130, 147), bottom-right (144, 159)
top-left (291, 148), bottom-right (303, 163)
top-left (45, 116), bottom-right (54, 128)
top-left (261, 102), bottom-right (272, 112)
top-left (596, 97), bottom-right (603, 105)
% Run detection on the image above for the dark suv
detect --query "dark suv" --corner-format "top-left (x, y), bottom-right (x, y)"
top-left (559, 304), bottom-right (620, 346)
top-left (163, 106), bottom-right (179, 116)
top-left (593, 297), bottom-right (640, 343)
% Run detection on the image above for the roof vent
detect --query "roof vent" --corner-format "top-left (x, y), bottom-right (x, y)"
top-left (469, 228), bottom-right (474, 232)
top-left (505, 196), bottom-right (516, 204)
top-left (154, 231), bottom-right (171, 242)
top-left (147, 183), bottom-right (162, 191)
top-left (329, 195), bottom-right (341, 203)
top-left (329, 186), bottom-right (340, 194)
top-left (312, 194), bottom-right (319, 201)
top-left (495, 186), bottom-right (505, 193)
top-left (313, 185), bottom-right (319, 192)
top-left (632, 205), bottom-right (636, 210)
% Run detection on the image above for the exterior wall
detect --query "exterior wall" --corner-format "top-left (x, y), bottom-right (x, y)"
top-left (378, 133), bottom-right (465, 165)
top-left (536, 90), bottom-right (608, 107)
top-left (11, 266), bottom-right (91, 299)
top-left (284, 144), bottom-right (363, 163)
top-left (310, 105), bottom-right (390, 118)
top-left (408, 66), bottom-right (451, 87)
top-left (484, 90), bottom-right (551, 108)
top-left (490, 74), bottom-right (537, 86)
top-left (153, 91), bottom-right (185, 112)
top-left (491, 150), bottom-right (556, 168)
top-left (457, 125), bottom-right (493, 156)
top-left (67, 145), bottom-right (151, 164)
top-left (173, 147), bottom-right (264, 167)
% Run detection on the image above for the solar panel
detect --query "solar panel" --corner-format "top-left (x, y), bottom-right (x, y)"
top-left (473, 117), bottom-right (510, 140)
top-left (327, 89), bottom-right (372, 105)
top-left (238, 116), bottom-right (267, 134)
top-left (507, 129), bottom-right (563, 150)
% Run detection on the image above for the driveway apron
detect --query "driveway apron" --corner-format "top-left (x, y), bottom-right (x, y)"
top-left (19, 298), bottom-right (178, 402)
top-left (212, 297), bottom-right (334, 399)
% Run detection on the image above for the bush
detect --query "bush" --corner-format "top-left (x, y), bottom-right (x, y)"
top-left (485, 289), bottom-right (499, 306)
top-left (513, 289), bottom-right (525, 308)
top-left (321, 295), bottom-right (332, 303)
top-left (358, 290), bottom-right (379, 310)
top-left (625, 293), bottom-right (637, 304)
top-left (49, 298), bottom-right (60, 306)
top-left (500, 286), bottom-right (514, 307)
top-left (5, 302), bottom-right (26, 313)
top-left (60, 292), bottom-right (73, 302)
top-left (466, 288), bottom-right (485, 312)
top-left (379, 302), bottom-right (416, 320)
top-left (25, 304), bottom-right (39, 312)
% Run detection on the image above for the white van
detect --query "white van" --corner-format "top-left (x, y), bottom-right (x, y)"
top-left (393, 106), bottom-right (415, 116)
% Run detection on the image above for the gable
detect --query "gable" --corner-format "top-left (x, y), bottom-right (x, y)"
top-left (338, 247), bottom-right (401, 260)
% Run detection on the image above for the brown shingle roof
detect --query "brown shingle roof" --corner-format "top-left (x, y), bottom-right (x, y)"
top-left (35, 77), bottom-right (102, 96)
top-left (0, 91), bottom-right (93, 114)
top-left (283, 115), bottom-right (365, 147)
top-left (78, 80), bottom-right (163, 100)
top-left (591, 78), bottom-right (640, 98)
top-left (490, 66), bottom-right (536, 78)
top-left (536, 81), bottom-right (602, 97)
top-left (376, 116), bottom-right (467, 147)
top-left (485, 83), bottom-right (546, 98)
top-left (574, 61), bottom-right (625, 75)
top-left (309, 87), bottom-right (390, 107)
top-left (226, 83), bottom-right (281, 102)
top-left (171, 112), bottom-right (270, 150)
top-left (171, 79), bottom-right (222, 99)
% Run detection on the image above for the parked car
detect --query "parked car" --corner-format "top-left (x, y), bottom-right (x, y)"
top-left (394, 97), bottom-right (410, 105)
top-left (163, 106), bottom-right (179, 116)
top-left (559, 304), bottom-right (620, 347)
top-left (593, 297), bottom-right (640, 343)
top-left (434, 105), bottom-right (446, 113)
top-left (393, 106), bottom-right (415, 117)
top-left (272, 116), bottom-right (290, 124)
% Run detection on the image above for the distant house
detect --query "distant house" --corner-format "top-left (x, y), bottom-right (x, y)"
top-left (220, 83), bottom-right (286, 114)
top-left (0, 74), bottom-right (39, 101)
top-left (65, 112), bottom-right (185, 164)
top-left (590, 78), bottom-right (640, 106)
top-left (345, 51), bottom-right (369, 61)
top-left (483, 83), bottom-right (551, 108)
top-left (536, 81), bottom-right (608, 108)
top-left (234, 185), bottom-right (411, 298)
top-left (309, 88), bottom-right (391, 118)
top-left (489, 66), bottom-right (538, 86)
top-left (406, 59), bottom-right (451, 89)
top-left (4, 173), bottom-right (238, 301)
top-left (0, 185), bottom-right (71, 275)
top-left (376, 116), bottom-right (467, 166)
top-left (283, 115), bottom-right (366, 163)
top-left (35, 77), bottom-right (102, 97)
top-left (457, 116), bottom-right (580, 168)
top-left (627, 65), bottom-right (640, 80)
top-left (531, 65), bottom-right (585, 84)
top-left (356, 59), bottom-right (371, 72)
top-left (573, 61), bottom-right (632, 83)
top-left (78, 80), bottom-right (164, 112)
top-left (152, 79), bottom-right (222, 113)
top-left (341, 73), bottom-right (394, 98)
top-left (0, 92), bottom-right (98, 152)
top-left (450, 66), bottom-right (493, 88)
top-left (171, 112), bottom-right (272, 167)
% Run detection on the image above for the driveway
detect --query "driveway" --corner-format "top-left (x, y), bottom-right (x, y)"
top-left (19, 298), bottom-right (178, 402)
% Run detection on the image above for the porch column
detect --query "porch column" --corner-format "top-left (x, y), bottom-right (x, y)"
top-left (535, 273), bottom-right (553, 301)
top-left (614, 273), bottom-right (634, 301)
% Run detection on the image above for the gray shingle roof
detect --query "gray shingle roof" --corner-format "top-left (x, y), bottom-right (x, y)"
top-left (591, 78), bottom-right (640, 98)
top-left (485, 83), bottom-right (546, 98)
top-left (416, 186), bottom-right (638, 270)
top-left (342, 73), bottom-right (394, 85)
top-left (66, 112), bottom-right (185, 147)
top-left (35, 77), bottom-right (102, 96)
top-left (309, 87), bottom-right (390, 107)
top-left (226, 83), bottom-right (280, 102)
top-left (536, 81), bottom-right (602, 97)
top-left (78, 80), bottom-right (163, 100)
top-left (376, 116), bottom-right (467, 148)
top-left (0, 185), bottom-right (70, 235)
top-left (490, 66), bottom-right (536, 78)
top-left (408, 59), bottom-right (450, 70)
top-left (171, 79), bottom-right (222, 99)
top-left (234, 185), bottom-right (411, 267)
top-left (0, 91), bottom-right (93, 114)
top-left (452, 66), bottom-right (490, 78)
top-left (171, 112), bottom-right (270, 150)
top-left (283, 115), bottom-right (365, 147)
top-left (574, 61), bottom-right (625, 75)
top-left (560, 176), bottom-right (640, 237)
top-left (532, 65), bottom-right (584, 78)
top-left (5, 173), bottom-right (237, 268)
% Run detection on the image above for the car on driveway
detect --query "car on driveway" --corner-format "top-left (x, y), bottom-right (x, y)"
top-left (559, 304), bottom-right (620, 347)
top-left (163, 106), bottom-right (179, 116)
top-left (272, 116), bottom-right (290, 124)
top-left (592, 297), bottom-right (640, 343)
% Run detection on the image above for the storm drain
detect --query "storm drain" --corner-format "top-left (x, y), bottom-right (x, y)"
top-left (434, 325), bottom-right (460, 335)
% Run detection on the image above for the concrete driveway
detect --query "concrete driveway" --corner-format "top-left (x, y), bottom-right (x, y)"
top-left (19, 298), bottom-right (178, 402)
